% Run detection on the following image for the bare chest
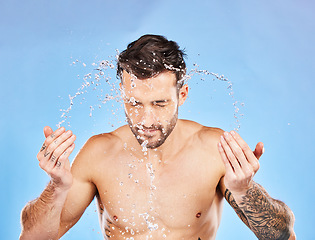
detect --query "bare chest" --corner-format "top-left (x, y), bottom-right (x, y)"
top-left (93, 148), bottom-right (223, 238)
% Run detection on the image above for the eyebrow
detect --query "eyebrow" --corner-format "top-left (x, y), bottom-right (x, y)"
top-left (154, 100), bottom-right (168, 103)
top-left (124, 98), bottom-right (170, 104)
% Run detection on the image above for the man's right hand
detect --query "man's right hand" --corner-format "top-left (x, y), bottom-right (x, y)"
top-left (37, 126), bottom-right (76, 191)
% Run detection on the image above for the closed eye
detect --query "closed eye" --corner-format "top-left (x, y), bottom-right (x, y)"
top-left (130, 102), bottom-right (139, 106)
top-left (124, 97), bottom-right (141, 106)
top-left (153, 100), bottom-right (168, 107)
top-left (155, 104), bottom-right (166, 107)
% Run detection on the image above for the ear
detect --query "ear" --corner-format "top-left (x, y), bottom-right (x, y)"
top-left (178, 84), bottom-right (189, 106)
top-left (119, 82), bottom-right (124, 95)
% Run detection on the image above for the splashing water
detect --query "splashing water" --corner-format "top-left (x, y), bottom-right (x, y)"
top-left (183, 63), bottom-right (243, 131)
top-left (58, 51), bottom-right (245, 237)
top-left (57, 53), bottom-right (244, 130)
top-left (146, 162), bottom-right (156, 191)
top-left (139, 212), bottom-right (159, 231)
top-left (57, 56), bottom-right (121, 128)
top-left (141, 140), bottom-right (149, 155)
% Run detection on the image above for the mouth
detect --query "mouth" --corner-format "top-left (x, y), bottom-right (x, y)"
top-left (139, 129), bottom-right (158, 134)
top-left (137, 127), bottom-right (161, 136)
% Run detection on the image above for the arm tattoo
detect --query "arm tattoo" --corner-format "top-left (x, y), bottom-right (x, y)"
top-left (224, 189), bottom-right (250, 228)
top-left (237, 183), bottom-right (292, 240)
top-left (104, 219), bottom-right (112, 238)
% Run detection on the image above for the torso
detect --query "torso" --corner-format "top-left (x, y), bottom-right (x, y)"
top-left (87, 120), bottom-right (225, 239)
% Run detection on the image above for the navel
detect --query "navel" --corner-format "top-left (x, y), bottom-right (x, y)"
top-left (113, 215), bottom-right (118, 221)
top-left (196, 212), bottom-right (202, 218)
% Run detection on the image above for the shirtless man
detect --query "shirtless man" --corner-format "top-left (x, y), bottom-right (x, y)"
top-left (20, 34), bottom-right (295, 240)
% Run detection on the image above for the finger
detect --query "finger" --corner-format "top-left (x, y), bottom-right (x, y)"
top-left (61, 143), bottom-right (75, 163)
top-left (41, 127), bottom-right (65, 151)
top-left (44, 152), bottom-right (59, 171)
top-left (220, 135), bottom-right (242, 174)
top-left (253, 142), bottom-right (264, 160)
top-left (223, 132), bottom-right (250, 171)
top-left (38, 127), bottom-right (66, 164)
top-left (44, 129), bottom-right (70, 157)
top-left (52, 143), bottom-right (75, 172)
top-left (43, 126), bottom-right (53, 138)
top-left (53, 134), bottom-right (76, 161)
top-left (44, 133), bottom-right (76, 171)
top-left (230, 131), bottom-right (260, 172)
top-left (218, 142), bottom-right (235, 176)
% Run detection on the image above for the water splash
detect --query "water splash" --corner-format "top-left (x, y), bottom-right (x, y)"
top-left (146, 162), bottom-right (156, 191)
top-left (59, 52), bottom-right (245, 238)
top-left (57, 55), bottom-right (243, 131)
top-left (57, 57), bottom-right (121, 128)
top-left (139, 212), bottom-right (159, 231)
top-left (141, 140), bottom-right (148, 155)
top-left (184, 63), bottom-right (243, 131)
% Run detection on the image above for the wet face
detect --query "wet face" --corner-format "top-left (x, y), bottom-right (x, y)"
top-left (121, 71), bottom-right (187, 149)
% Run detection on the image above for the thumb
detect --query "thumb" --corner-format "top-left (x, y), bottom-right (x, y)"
top-left (43, 126), bottom-right (53, 138)
top-left (253, 142), bottom-right (264, 160)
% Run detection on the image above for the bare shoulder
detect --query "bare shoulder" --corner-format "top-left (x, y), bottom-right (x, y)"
top-left (82, 129), bottom-right (123, 155)
top-left (199, 125), bottom-right (224, 144)
top-left (182, 120), bottom-right (226, 175)
top-left (197, 125), bottom-right (224, 164)
top-left (71, 126), bottom-right (127, 175)
top-left (83, 124), bottom-right (130, 152)
top-left (179, 119), bottom-right (224, 144)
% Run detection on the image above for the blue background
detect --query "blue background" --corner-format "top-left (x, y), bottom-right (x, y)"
top-left (1, 0), bottom-right (314, 239)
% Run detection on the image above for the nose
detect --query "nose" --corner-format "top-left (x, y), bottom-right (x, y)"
top-left (141, 107), bottom-right (157, 128)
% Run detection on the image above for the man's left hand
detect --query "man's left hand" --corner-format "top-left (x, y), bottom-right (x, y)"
top-left (218, 131), bottom-right (264, 199)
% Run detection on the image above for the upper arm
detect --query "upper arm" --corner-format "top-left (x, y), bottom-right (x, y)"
top-left (199, 126), bottom-right (252, 227)
top-left (58, 178), bottom-right (96, 238)
top-left (214, 132), bottom-right (252, 228)
top-left (198, 126), bottom-right (227, 197)
top-left (57, 136), bottom-right (99, 238)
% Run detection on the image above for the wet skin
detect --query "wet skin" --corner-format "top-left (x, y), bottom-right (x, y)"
top-left (21, 70), bottom-right (295, 240)
top-left (58, 72), bottom-right (227, 239)
top-left (94, 122), bottom-right (225, 239)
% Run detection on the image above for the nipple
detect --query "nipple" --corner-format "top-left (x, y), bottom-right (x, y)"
top-left (113, 215), bottom-right (118, 221)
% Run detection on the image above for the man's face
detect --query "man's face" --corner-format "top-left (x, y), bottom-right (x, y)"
top-left (121, 71), bottom-right (185, 149)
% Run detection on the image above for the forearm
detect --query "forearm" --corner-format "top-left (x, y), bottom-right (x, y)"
top-left (232, 182), bottom-right (295, 240)
top-left (20, 181), bottom-right (69, 240)
top-left (218, 131), bottom-right (295, 239)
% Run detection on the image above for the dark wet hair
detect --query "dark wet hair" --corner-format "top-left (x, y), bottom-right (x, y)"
top-left (117, 34), bottom-right (186, 88)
